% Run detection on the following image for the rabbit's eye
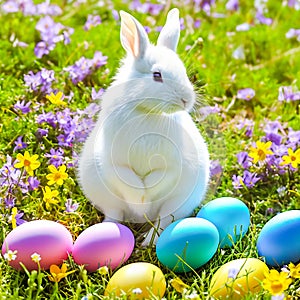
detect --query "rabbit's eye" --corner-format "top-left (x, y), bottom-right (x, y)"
top-left (153, 71), bottom-right (163, 83)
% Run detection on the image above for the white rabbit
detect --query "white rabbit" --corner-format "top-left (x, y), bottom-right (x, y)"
top-left (78, 8), bottom-right (210, 245)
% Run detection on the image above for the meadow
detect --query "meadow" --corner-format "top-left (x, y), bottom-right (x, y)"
top-left (0, 0), bottom-right (300, 299)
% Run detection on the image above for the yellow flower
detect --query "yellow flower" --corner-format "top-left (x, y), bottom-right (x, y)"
top-left (98, 266), bottom-right (109, 275)
top-left (10, 207), bottom-right (18, 229)
top-left (48, 263), bottom-right (75, 282)
top-left (281, 148), bottom-right (300, 169)
top-left (249, 141), bottom-right (274, 164)
top-left (46, 91), bottom-right (66, 106)
top-left (170, 277), bottom-right (190, 293)
top-left (31, 252), bottom-right (41, 263)
top-left (43, 186), bottom-right (59, 209)
top-left (263, 269), bottom-right (292, 295)
top-left (4, 250), bottom-right (18, 261)
top-left (46, 165), bottom-right (68, 186)
top-left (14, 151), bottom-right (40, 176)
top-left (288, 262), bottom-right (300, 279)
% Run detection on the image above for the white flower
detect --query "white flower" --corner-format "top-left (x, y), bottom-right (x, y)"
top-left (31, 252), bottom-right (41, 263)
top-left (4, 250), bottom-right (18, 261)
top-left (132, 288), bottom-right (142, 294)
top-left (184, 290), bottom-right (200, 299)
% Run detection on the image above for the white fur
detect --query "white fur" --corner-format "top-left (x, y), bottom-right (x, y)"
top-left (78, 9), bottom-right (210, 244)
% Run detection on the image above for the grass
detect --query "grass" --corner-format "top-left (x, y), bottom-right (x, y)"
top-left (0, 0), bottom-right (300, 299)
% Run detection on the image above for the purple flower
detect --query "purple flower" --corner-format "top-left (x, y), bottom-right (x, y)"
top-left (256, 11), bottom-right (273, 25)
top-left (57, 134), bottom-right (72, 147)
top-left (36, 128), bottom-right (49, 139)
top-left (27, 176), bottom-right (40, 191)
top-left (84, 15), bottom-right (101, 31)
top-left (264, 132), bottom-right (282, 146)
top-left (264, 120), bottom-right (285, 145)
top-left (232, 174), bottom-right (243, 189)
top-left (14, 100), bottom-right (31, 114)
top-left (210, 160), bottom-right (223, 176)
top-left (199, 104), bottom-right (221, 119)
top-left (2, 1), bottom-right (19, 13)
top-left (12, 210), bottom-right (27, 226)
top-left (2, 0), bottom-right (62, 16)
top-left (2, 0), bottom-right (36, 15)
top-left (13, 136), bottom-right (27, 152)
top-left (237, 88), bottom-right (255, 100)
top-left (232, 170), bottom-right (260, 189)
top-left (36, 111), bottom-right (56, 127)
top-left (236, 118), bottom-right (254, 137)
top-left (91, 87), bottom-right (104, 101)
top-left (112, 9), bottom-right (119, 21)
top-left (130, 0), bottom-right (164, 16)
top-left (226, 0), bottom-right (239, 11)
top-left (278, 86), bottom-right (300, 101)
top-left (65, 199), bottom-right (79, 212)
top-left (0, 155), bottom-right (21, 186)
top-left (287, 128), bottom-right (300, 147)
top-left (286, 28), bottom-right (300, 40)
top-left (92, 51), bottom-right (108, 68)
top-left (243, 170), bottom-right (260, 188)
top-left (69, 150), bottom-right (79, 168)
top-left (194, 20), bottom-right (201, 28)
top-left (236, 151), bottom-right (252, 169)
top-left (64, 51), bottom-right (107, 84)
top-left (45, 148), bottom-right (64, 167)
top-left (24, 68), bottom-right (55, 94)
top-left (35, 16), bottom-right (74, 58)
top-left (36, 2), bottom-right (62, 16)
top-left (83, 102), bottom-right (101, 118)
top-left (287, 0), bottom-right (300, 10)
top-left (266, 207), bottom-right (275, 215)
top-left (34, 41), bottom-right (55, 58)
top-left (3, 193), bottom-right (16, 208)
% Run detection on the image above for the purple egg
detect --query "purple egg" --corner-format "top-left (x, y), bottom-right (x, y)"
top-left (72, 222), bottom-right (135, 272)
top-left (2, 220), bottom-right (73, 271)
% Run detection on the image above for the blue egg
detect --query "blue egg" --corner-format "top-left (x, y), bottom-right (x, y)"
top-left (257, 210), bottom-right (300, 266)
top-left (196, 197), bottom-right (250, 248)
top-left (156, 217), bottom-right (219, 273)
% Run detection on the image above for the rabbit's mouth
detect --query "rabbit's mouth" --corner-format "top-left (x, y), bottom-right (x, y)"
top-left (135, 100), bottom-right (185, 115)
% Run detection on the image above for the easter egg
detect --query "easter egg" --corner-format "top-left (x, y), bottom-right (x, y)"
top-left (257, 210), bottom-right (300, 266)
top-left (72, 222), bottom-right (134, 272)
top-left (156, 217), bottom-right (219, 273)
top-left (1, 220), bottom-right (73, 271)
top-left (104, 262), bottom-right (166, 299)
top-left (209, 258), bottom-right (269, 299)
top-left (197, 197), bottom-right (250, 248)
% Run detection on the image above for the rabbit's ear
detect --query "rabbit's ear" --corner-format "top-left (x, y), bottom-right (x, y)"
top-left (157, 8), bottom-right (180, 52)
top-left (120, 11), bottom-right (149, 58)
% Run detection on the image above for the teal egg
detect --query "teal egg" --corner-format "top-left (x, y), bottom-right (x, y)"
top-left (257, 210), bottom-right (300, 266)
top-left (156, 218), bottom-right (219, 273)
top-left (196, 197), bottom-right (250, 248)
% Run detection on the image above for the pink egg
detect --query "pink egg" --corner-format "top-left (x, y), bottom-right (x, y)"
top-left (72, 222), bottom-right (135, 272)
top-left (1, 220), bottom-right (73, 271)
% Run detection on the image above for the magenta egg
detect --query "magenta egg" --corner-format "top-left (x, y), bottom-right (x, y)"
top-left (1, 220), bottom-right (73, 271)
top-left (72, 222), bottom-right (135, 272)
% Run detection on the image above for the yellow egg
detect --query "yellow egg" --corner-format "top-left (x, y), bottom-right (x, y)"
top-left (105, 262), bottom-right (166, 299)
top-left (209, 258), bottom-right (269, 299)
